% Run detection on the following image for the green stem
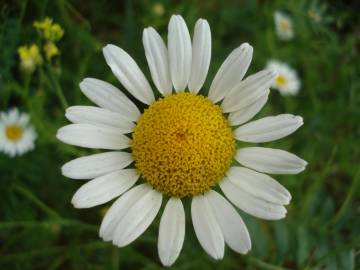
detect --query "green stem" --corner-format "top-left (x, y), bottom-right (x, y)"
top-left (247, 257), bottom-right (292, 270)
top-left (47, 64), bottom-right (68, 109)
top-left (23, 74), bottom-right (31, 101)
top-left (14, 184), bottom-right (61, 219)
top-left (0, 220), bottom-right (97, 232)
top-left (0, 241), bottom-right (110, 263)
top-left (331, 168), bottom-right (360, 225)
top-left (311, 236), bottom-right (360, 267)
top-left (301, 144), bottom-right (338, 218)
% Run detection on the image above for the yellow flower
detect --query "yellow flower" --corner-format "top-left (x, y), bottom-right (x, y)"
top-left (308, 9), bottom-right (322, 23)
top-left (33, 17), bottom-right (64, 42)
top-left (44, 42), bottom-right (60, 60)
top-left (18, 44), bottom-right (43, 73)
top-left (33, 17), bottom-right (52, 31)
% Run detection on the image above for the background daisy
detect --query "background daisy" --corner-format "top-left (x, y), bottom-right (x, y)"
top-left (274, 11), bottom-right (294, 41)
top-left (267, 60), bottom-right (301, 96)
top-left (0, 108), bottom-right (37, 157)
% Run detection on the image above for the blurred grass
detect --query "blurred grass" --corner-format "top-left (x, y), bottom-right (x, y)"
top-left (0, 0), bottom-right (360, 269)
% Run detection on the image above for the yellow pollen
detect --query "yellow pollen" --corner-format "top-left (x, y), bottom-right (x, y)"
top-left (275, 74), bottom-right (287, 87)
top-left (5, 125), bottom-right (23, 142)
top-left (132, 93), bottom-right (235, 198)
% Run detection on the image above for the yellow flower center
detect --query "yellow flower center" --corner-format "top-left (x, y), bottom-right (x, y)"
top-left (5, 125), bottom-right (23, 142)
top-left (132, 93), bottom-right (235, 198)
top-left (280, 20), bottom-right (290, 31)
top-left (275, 74), bottom-right (287, 87)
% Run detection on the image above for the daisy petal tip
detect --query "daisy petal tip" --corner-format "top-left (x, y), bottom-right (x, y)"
top-left (241, 42), bottom-right (253, 53)
top-left (102, 235), bottom-right (112, 242)
top-left (55, 129), bottom-right (64, 141)
top-left (283, 196), bottom-right (291, 206)
top-left (79, 78), bottom-right (91, 90)
top-left (78, 79), bottom-right (86, 88)
top-left (197, 18), bottom-right (209, 25)
top-left (245, 246), bottom-right (252, 254)
top-left (303, 159), bottom-right (309, 167)
top-left (111, 239), bottom-right (120, 247)
top-left (169, 14), bottom-right (177, 23)
top-left (143, 27), bottom-right (152, 35)
top-left (70, 197), bottom-right (82, 209)
top-left (102, 44), bottom-right (120, 62)
top-left (98, 227), bottom-right (110, 241)
top-left (239, 244), bottom-right (252, 255)
top-left (60, 164), bottom-right (68, 177)
top-left (214, 252), bottom-right (224, 260)
top-left (241, 42), bottom-right (250, 49)
top-left (102, 45), bottom-right (110, 56)
top-left (296, 115), bottom-right (304, 124)
top-left (102, 43), bottom-right (114, 52)
top-left (159, 257), bottom-right (175, 267)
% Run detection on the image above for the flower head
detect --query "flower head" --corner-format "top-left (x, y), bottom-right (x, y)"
top-left (18, 44), bottom-right (43, 73)
top-left (274, 11), bottom-right (294, 41)
top-left (57, 15), bottom-right (307, 266)
top-left (0, 108), bottom-right (37, 157)
top-left (33, 17), bottom-right (64, 42)
top-left (267, 60), bottom-right (301, 96)
top-left (44, 42), bottom-right (60, 60)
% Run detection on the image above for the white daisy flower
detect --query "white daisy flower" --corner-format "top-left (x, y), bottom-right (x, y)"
top-left (57, 15), bottom-right (307, 266)
top-left (0, 108), bottom-right (37, 157)
top-left (267, 60), bottom-right (301, 96)
top-left (274, 11), bottom-right (294, 41)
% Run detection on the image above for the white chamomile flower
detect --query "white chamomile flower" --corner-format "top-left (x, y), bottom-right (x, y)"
top-left (57, 15), bottom-right (307, 266)
top-left (274, 11), bottom-right (294, 41)
top-left (267, 60), bottom-right (301, 96)
top-left (0, 108), bottom-right (37, 157)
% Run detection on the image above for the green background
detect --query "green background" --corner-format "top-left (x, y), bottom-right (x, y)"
top-left (0, 0), bottom-right (359, 269)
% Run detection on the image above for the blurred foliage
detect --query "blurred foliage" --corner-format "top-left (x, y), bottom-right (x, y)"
top-left (0, 0), bottom-right (360, 269)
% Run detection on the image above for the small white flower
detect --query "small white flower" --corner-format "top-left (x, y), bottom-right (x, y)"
top-left (274, 11), bottom-right (294, 41)
top-left (267, 60), bottom-right (301, 96)
top-left (0, 108), bottom-right (37, 157)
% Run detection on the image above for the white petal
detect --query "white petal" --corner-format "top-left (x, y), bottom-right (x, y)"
top-left (220, 178), bottom-right (287, 220)
top-left (18, 113), bottom-right (30, 126)
top-left (112, 187), bottom-right (162, 247)
top-left (235, 147), bottom-right (307, 174)
top-left (228, 91), bottom-right (269, 126)
top-left (208, 43), bottom-right (253, 103)
top-left (61, 151), bottom-right (133, 179)
top-left (234, 114), bottom-right (303, 143)
top-left (158, 198), bottom-right (185, 267)
top-left (99, 184), bottom-right (150, 241)
top-left (71, 169), bottom-right (139, 208)
top-left (103, 44), bottom-right (155, 104)
top-left (79, 78), bottom-right (140, 122)
top-left (222, 70), bottom-right (276, 112)
top-left (188, 19), bottom-right (211, 93)
top-left (206, 190), bottom-right (251, 254)
top-left (191, 195), bottom-right (224, 260)
top-left (56, 124), bottom-right (130, 150)
top-left (66, 106), bottom-right (134, 133)
top-left (168, 15), bottom-right (192, 91)
top-left (226, 167), bottom-right (291, 205)
top-left (143, 27), bottom-right (172, 96)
